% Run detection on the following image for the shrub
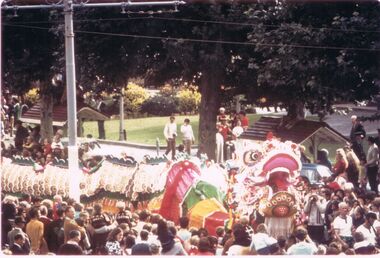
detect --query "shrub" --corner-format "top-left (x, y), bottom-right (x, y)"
top-left (176, 88), bottom-right (201, 113)
top-left (123, 83), bottom-right (149, 115)
top-left (23, 88), bottom-right (39, 107)
top-left (159, 84), bottom-right (176, 97)
top-left (141, 95), bottom-right (179, 116)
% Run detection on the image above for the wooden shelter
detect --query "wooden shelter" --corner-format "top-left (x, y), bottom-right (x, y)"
top-left (20, 101), bottom-right (109, 138)
top-left (240, 116), bottom-right (348, 161)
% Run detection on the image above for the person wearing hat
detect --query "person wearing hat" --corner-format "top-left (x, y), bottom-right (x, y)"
top-left (217, 107), bottom-right (227, 125)
top-left (365, 136), bottom-right (379, 194)
top-left (8, 216), bottom-right (30, 254)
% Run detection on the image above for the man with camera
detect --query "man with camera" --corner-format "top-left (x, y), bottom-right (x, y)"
top-left (304, 186), bottom-right (327, 244)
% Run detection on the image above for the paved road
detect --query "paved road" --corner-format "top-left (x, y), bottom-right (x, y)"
top-left (98, 141), bottom-right (199, 162)
top-left (324, 110), bottom-right (380, 137)
top-left (2, 106), bottom-right (379, 162)
top-left (1, 136), bottom-right (196, 162)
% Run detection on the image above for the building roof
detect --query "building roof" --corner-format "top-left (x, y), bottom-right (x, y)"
top-left (240, 116), bottom-right (348, 144)
top-left (20, 101), bottom-right (109, 127)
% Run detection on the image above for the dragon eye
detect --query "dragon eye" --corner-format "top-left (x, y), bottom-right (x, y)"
top-left (243, 150), bottom-right (262, 166)
top-left (250, 153), bottom-right (259, 161)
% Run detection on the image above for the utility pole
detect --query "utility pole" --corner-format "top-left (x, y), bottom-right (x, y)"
top-left (119, 89), bottom-right (125, 141)
top-left (2, 0), bottom-right (185, 202)
top-left (64, 0), bottom-right (80, 201)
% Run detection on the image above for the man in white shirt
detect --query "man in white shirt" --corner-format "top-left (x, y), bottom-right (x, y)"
top-left (365, 136), bottom-right (379, 194)
top-left (333, 202), bottom-right (354, 247)
top-left (164, 116), bottom-right (177, 160)
top-left (250, 224), bottom-right (278, 255)
top-left (355, 212), bottom-right (377, 245)
top-left (177, 217), bottom-right (191, 243)
top-left (180, 118), bottom-right (195, 155)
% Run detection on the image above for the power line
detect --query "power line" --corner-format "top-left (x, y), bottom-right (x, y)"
top-left (4, 15), bottom-right (380, 34)
top-left (4, 23), bottom-right (380, 52)
top-left (141, 16), bottom-right (380, 34)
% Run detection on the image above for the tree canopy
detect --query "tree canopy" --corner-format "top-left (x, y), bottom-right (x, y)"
top-left (2, 1), bottom-right (380, 158)
top-left (244, 2), bottom-right (380, 119)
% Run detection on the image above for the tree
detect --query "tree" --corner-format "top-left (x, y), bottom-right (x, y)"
top-left (143, 4), bottom-right (253, 159)
top-left (68, 4), bottom-right (253, 159)
top-left (5, 2), bottom-right (379, 159)
top-left (3, 10), bottom-right (63, 140)
top-left (244, 2), bottom-right (380, 120)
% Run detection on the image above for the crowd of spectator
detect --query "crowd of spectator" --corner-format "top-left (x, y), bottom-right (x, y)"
top-left (1, 118), bottom-right (98, 171)
top-left (1, 178), bottom-right (380, 256)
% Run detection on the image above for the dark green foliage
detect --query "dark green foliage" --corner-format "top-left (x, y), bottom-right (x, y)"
top-left (3, 9), bottom-right (63, 97)
top-left (141, 95), bottom-right (179, 116)
top-left (3, 2), bottom-right (380, 152)
top-left (244, 2), bottom-right (380, 119)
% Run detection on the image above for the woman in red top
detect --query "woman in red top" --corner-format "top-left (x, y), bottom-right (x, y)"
top-left (217, 119), bottom-right (231, 142)
top-left (239, 111), bottom-right (249, 131)
top-left (333, 148), bottom-right (348, 177)
top-left (42, 138), bottom-right (52, 156)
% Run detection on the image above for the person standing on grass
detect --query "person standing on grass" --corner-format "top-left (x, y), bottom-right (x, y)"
top-left (164, 116), bottom-right (177, 160)
top-left (181, 118), bottom-right (195, 155)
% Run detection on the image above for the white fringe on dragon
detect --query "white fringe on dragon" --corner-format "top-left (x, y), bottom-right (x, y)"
top-left (231, 136), bottom-right (304, 238)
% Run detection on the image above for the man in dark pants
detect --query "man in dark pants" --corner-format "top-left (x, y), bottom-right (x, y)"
top-left (304, 187), bottom-right (326, 245)
top-left (352, 132), bottom-right (367, 165)
top-left (350, 115), bottom-right (366, 143)
top-left (163, 116), bottom-right (177, 160)
top-left (365, 136), bottom-right (379, 194)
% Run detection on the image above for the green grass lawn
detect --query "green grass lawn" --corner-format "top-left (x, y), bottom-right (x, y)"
top-left (83, 114), bottom-right (262, 145)
top-left (84, 113), bottom-right (373, 165)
